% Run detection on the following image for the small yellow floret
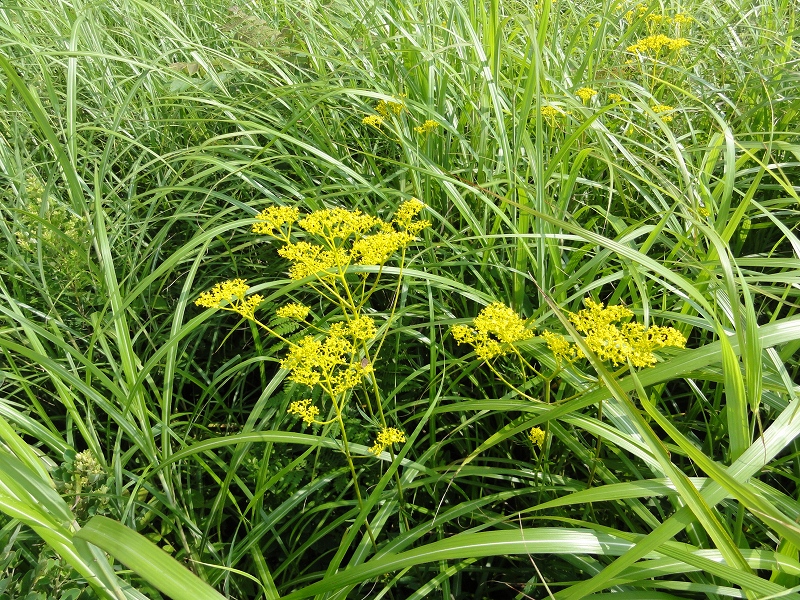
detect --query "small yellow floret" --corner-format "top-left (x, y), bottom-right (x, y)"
top-left (288, 399), bottom-right (320, 425)
top-left (276, 303), bottom-right (311, 320)
top-left (608, 93), bottom-right (623, 103)
top-left (528, 427), bottom-right (546, 447)
top-left (369, 427), bottom-right (406, 455)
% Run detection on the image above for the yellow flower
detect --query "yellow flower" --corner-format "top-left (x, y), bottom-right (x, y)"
top-left (608, 93), bottom-right (623, 103)
top-left (252, 206), bottom-right (300, 236)
top-left (277, 241), bottom-right (350, 280)
top-left (651, 104), bottom-right (675, 122)
top-left (362, 115), bottom-right (384, 128)
top-left (528, 427), bottom-right (546, 447)
top-left (627, 34), bottom-right (690, 54)
top-left (369, 427), bottom-right (406, 455)
top-left (564, 298), bottom-right (686, 367)
top-left (195, 279), bottom-right (263, 319)
top-left (541, 330), bottom-right (582, 364)
top-left (276, 303), bottom-right (311, 320)
top-left (452, 303), bottom-right (534, 360)
top-left (576, 87), bottom-right (598, 102)
top-left (288, 399), bottom-right (320, 425)
top-left (375, 97), bottom-right (405, 118)
top-left (280, 319), bottom-right (376, 395)
top-left (297, 207), bottom-right (380, 239)
top-left (351, 230), bottom-right (413, 265)
top-left (673, 13), bottom-right (694, 25)
top-left (414, 119), bottom-right (439, 134)
top-left (195, 279), bottom-right (249, 309)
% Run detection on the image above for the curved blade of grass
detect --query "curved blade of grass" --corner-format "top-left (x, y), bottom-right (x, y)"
top-left (75, 516), bottom-right (226, 600)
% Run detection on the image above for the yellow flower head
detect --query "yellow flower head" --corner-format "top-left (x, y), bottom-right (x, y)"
top-left (195, 280), bottom-right (263, 319)
top-left (362, 115), bottom-right (384, 128)
top-left (252, 206), bottom-right (300, 237)
top-left (452, 302), bottom-right (534, 360)
top-left (369, 427), bottom-right (406, 455)
top-left (651, 104), bottom-right (675, 122)
top-left (528, 427), bottom-right (546, 447)
top-left (288, 399), bottom-right (320, 425)
top-left (576, 87), bottom-right (598, 102)
top-left (627, 34), bottom-right (690, 54)
top-left (280, 318), bottom-right (376, 395)
top-left (375, 96), bottom-right (405, 118)
top-left (298, 207), bottom-right (380, 240)
top-left (541, 330), bottom-right (583, 364)
top-left (195, 279), bottom-right (249, 309)
top-left (608, 93), bottom-right (623, 103)
top-left (566, 298), bottom-right (687, 367)
top-left (276, 302), bottom-right (311, 320)
top-left (277, 241), bottom-right (350, 280)
top-left (414, 119), bottom-right (439, 134)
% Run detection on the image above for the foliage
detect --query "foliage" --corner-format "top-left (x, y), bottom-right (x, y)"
top-left (0, 0), bottom-right (799, 597)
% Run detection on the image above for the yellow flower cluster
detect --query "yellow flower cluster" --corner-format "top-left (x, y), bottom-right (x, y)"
top-left (608, 93), bottom-right (624, 103)
top-left (252, 206), bottom-right (300, 237)
top-left (624, 5), bottom-right (692, 25)
top-left (414, 119), bottom-right (439, 134)
top-left (451, 303), bottom-right (534, 361)
top-left (651, 104), bottom-right (675, 122)
top-left (298, 208), bottom-right (381, 239)
top-left (276, 302), bottom-right (311, 320)
top-left (195, 279), bottom-right (264, 319)
top-left (252, 201), bottom-right (430, 280)
top-left (278, 242), bottom-right (350, 281)
top-left (362, 115), bottom-right (384, 128)
top-left (280, 317), bottom-right (377, 396)
top-left (288, 399), bottom-right (320, 425)
top-left (576, 87), bottom-right (598, 102)
top-left (528, 427), bottom-right (546, 447)
top-left (375, 96), bottom-right (405, 118)
top-left (369, 427), bottom-right (406, 455)
top-left (543, 298), bottom-right (687, 368)
top-left (627, 34), bottom-right (690, 54)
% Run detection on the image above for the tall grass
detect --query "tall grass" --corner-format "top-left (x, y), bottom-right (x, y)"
top-left (1, 0), bottom-right (799, 597)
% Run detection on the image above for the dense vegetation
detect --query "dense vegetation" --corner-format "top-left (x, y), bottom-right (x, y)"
top-left (1, 0), bottom-right (799, 597)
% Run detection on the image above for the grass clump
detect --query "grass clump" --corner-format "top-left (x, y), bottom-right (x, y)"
top-left (0, 0), bottom-right (799, 598)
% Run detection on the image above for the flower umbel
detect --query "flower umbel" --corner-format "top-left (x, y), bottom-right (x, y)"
top-left (528, 427), bottom-right (546, 447)
top-left (414, 119), bottom-right (439, 134)
top-left (543, 298), bottom-right (687, 368)
top-left (576, 87), bottom-right (598, 102)
top-left (196, 279), bottom-right (264, 319)
top-left (252, 206), bottom-right (300, 237)
top-left (288, 399), bottom-right (320, 425)
top-left (276, 303), bottom-right (311, 320)
top-left (362, 115), bottom-right (384, 128)
top-left (452, 303), bottom-right (534, 360)
top-left (627, 34), bottom-right (690, 54)
top-left (651, 104), bottom-right (675, 122)
top-left (370, 427), bottom-right (406, 455)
